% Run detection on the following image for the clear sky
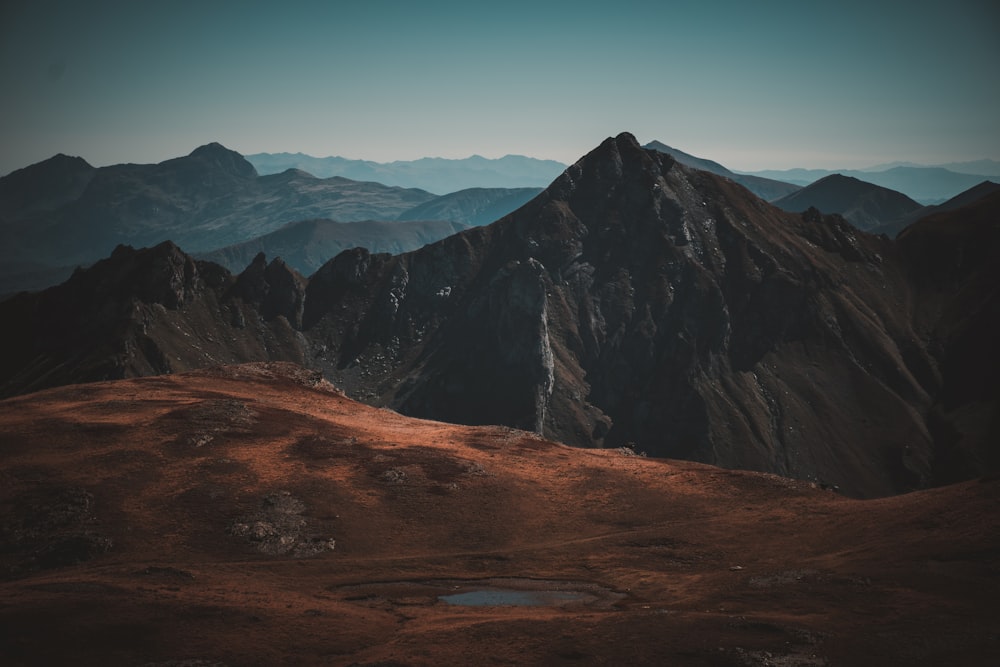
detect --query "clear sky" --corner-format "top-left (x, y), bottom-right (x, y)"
top-left (2, 0), bottom-right (998, 176)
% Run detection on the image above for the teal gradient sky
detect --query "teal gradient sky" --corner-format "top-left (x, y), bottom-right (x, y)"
top-left (2, 0), bottom-right (998, 175)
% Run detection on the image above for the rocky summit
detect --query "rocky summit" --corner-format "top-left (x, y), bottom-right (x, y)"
top-left (1, 133), bottom-right (997, 498)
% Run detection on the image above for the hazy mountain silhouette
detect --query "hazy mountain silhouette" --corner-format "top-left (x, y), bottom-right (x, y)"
top-left (744, 165), bottom-right (991, 204)
top-left (245, 152), bottom-right (567, 194)
top-left (196, 187), bottom-right (543, 276)
top-left (771, 173), bottom-right (924, 230)
top-left (197, 218), bottom-right (470, 276)
top-left (0, 153), bottom-right (96, 220)
top-left (0, 144), bottom-right (438, 295)
top-left (3, 133), bottom-right (997, 498)
top-left (396, 187), bottom-right (542, 227)
top-left (871, 180), bottom-right (1000, 238)
top-left (643, 141), bottom-right (800, 201)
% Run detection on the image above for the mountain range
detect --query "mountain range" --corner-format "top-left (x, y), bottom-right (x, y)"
top-left (742, 164), bottom-right (995, 204)
top-left (0, 146), bottom-right (542, 295)
top-left (770, 174), bottom-right (925, 231)
top-left (640, 142), bottom-right (998, 236)
top-left (3, 133), bottom-right (997, 499)
top-left (244, 151), bottom-right (567, 194)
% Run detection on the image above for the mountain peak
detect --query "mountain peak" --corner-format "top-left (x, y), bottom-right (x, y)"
top-left (189, 141), bottom-right (235, 157)
top-left (0, 152), bottom-right (97, 218)
top-left (773, 172), bottom-right (922, 230)
top-left (186, 142), bottom-right (257, 178)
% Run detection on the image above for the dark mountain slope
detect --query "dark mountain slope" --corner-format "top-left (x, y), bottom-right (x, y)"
top-left (772, 173), bottom-right (924, 230)
top-left (896, 191), bottom-right (1000, 482)
top-left (643, 140), bottom-right (800, 201)
top-left (1, 134), bottom-right (995, 498)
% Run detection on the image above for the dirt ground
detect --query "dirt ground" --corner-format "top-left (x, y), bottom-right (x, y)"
top-left (1, 362), bottom-right (997, 666)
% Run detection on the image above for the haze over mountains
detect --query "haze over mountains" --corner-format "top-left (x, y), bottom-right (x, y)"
top-left (4, 138), bottom-right (996, 299)
top-left (0, 146), bottom-right (544, 294)
top-left (244, 152), bottom-right (567, 194)
top-left (743, 163), bottom-right (998, 204)
top-left (3, 133), bottom-right (997, 500)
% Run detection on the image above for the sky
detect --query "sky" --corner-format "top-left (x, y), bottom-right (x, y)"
top-left (2, 0), bottom-right (998, 176)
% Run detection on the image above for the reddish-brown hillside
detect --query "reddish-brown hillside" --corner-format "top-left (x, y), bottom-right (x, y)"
top-left (1, 363), bottom-right (997, 665)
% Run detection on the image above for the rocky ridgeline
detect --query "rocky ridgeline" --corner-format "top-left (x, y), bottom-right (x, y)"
top-left (2, 134), bottom-right (997, 498)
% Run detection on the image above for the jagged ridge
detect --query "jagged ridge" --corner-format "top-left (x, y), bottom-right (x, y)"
top-left (1, 134), bottom-right (997, 498)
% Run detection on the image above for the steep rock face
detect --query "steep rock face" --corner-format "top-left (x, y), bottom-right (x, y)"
top-left (231, 253), bottom-right (307, 328)
top-left (302, 134), bottom-right (940, 496)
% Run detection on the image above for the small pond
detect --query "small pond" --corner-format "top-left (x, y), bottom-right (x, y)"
top-left (335, 577), bottom-right (624, 609)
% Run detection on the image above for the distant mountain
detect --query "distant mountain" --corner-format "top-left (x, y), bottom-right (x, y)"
top-left (0, 153), bottom-right (95, 220)
top-left (195, 186), bottom-right (542, 276)
top-left (771, 174), bottom-right (924, 231)
top-left (742, 165), bottom-right (991, 204)
top-left (864, 158), bottom-right (1000, 178)
top-left (0, 144), bottom-right (437, 295)
top-left (197, 218), bottom-right (470, 276)
top-left (245, 152), bottom-right (567, 194)
top-left (872, 180), bottom-right (1000, 238)
top-left (4, 133), bottom-right (997, 498)
top-left (643, 141), bottom-right (800, 201)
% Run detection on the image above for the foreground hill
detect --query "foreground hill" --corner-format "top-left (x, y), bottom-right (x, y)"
top-left (1, 134), bottom-right (997, 498)
top-left (1, 363), bottom-right (997, 665)
top-left (771, 173), bottom-right (924, 230)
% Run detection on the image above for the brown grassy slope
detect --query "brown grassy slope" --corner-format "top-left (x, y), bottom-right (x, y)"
top-left (0, 362), bottom-right (997, 666)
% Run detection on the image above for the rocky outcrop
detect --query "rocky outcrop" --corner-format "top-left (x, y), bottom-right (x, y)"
top-left (231, 253), bottom-right (307, 328)
top-left (0, 242), bottom-right (307, 397)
